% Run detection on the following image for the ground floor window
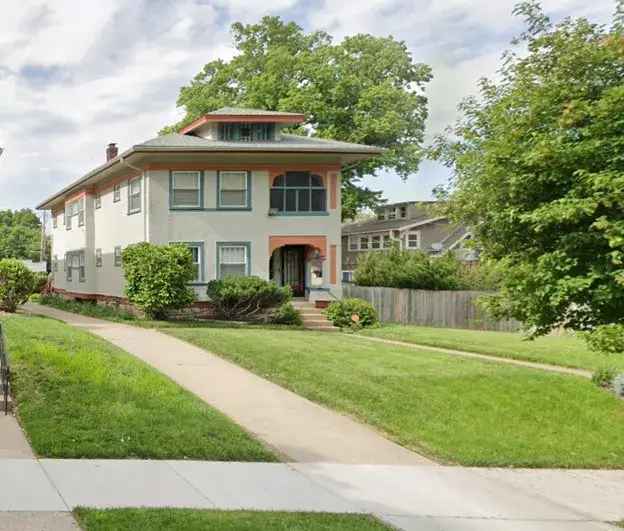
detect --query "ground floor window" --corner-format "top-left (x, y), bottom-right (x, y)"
top-left (114, 246), bottom-right (122, 267)
top-left (65, 250), bottom-right (85, 282)
top-left (171, 242), bottom-right (203, 283)
top-left (217, 243), bottom-right (249, 279)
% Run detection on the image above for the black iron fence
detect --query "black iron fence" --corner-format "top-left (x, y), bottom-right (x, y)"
top-left (0, 323), bottom-right (10, 414)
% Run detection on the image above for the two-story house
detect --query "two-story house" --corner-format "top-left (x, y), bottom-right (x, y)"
top-left (37, 108), bottom-right (382, 308)
top-left (341, 201), bottom-right (475, 281)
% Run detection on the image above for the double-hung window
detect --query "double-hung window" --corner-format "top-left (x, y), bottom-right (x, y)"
top-left (65, 250), bottom-right (85, 282)
top-left (406, 230), bottom-right (420, 249)
top-left (218, 243), bottom-right (249, 278)
top-left (218, 171), bottom-right (249, 209)
top-left (65, 198), bottom-right (84, 230)
top-left (371, 235), bottom-right (381, 249)
top-left (171, 171), bottom-right (202, 209)
top-left (52, 214), bottom-right (58, 229)
top-left (95, 192), bottom-right (101, 209)
top-left (270, 172), bottom-right (326, 214)
top-left (382, 234), bottom-right (392, 249)
top-left (114, 246), bottom-right (122, 267)
top-left (128, 177), bottom-right (141, 214)
top-left (53, 255), bottom-right (58, 272)
top-left (95, 249), bottom-right (102, 268)
top-left (172, 243), bottom-right (203, 283)
top-left (359, 236), bottom-right (369, 250)
top-left (348, 237), bottom-right (358, 251)
top-left (113, 183), bottom-right (121, 202)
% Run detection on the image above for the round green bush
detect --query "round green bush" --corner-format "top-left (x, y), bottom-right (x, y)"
top-left (325, 298), bottom-right (378, 329)
top-left (270, 302), bottom-right (302, 325)
top-left (0, 259), bottom-right (35, 312)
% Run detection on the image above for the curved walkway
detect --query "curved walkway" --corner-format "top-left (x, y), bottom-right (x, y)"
top-left (350, 334), bottom-right (592, 379)
top-left (22, 303), bottom-right (431, 466)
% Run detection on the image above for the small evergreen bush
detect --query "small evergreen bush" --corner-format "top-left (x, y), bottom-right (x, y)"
top-left (0, 258), bottom-right (35, 312)
top-left (32, 271), bottom-right (49, 294)
top-left (326, 298), bottom-right (378, 329)
top-left (122, 243), bottom-right (195, 319)
top-left (591, 367), bottom-right (617, 388)
top-left (270, 302), bottom-right (302, 325)
top-left (207, 276), bottom-right (291, 320)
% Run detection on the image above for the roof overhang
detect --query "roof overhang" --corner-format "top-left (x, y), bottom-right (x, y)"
top-left (180, 113), bottom-right (305, 135)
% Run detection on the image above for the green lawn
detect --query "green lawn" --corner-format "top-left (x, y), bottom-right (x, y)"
top-left (361, 324), bottom-right (624, 372)
top-left (73, 509), bottom-right (391, 531)
top-left (165, 326), bottom-right (624, 468)
top-left (3, 314), bottom-right (275, 460)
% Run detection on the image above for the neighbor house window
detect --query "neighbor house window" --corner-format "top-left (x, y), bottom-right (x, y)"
top-left (114, 246), bottom-right (122, 267)
top-left (95, 249), bottom-right (102, 268)
top-left (128, 177), bottom-right (142, 214)
top-left (65, 253), bottom-right (71, 281)
top-left (377, 211), bottom-right (386, 221)
top-left (218, 243), bottom-right (249, 278)
top-left (383, 234), bottom-right (392, 248)
top-left (388, 209), bottom-right (396, 220)
top-left (399, 206), bottom-right (407, 218)
top-left (113, 183), bottom-right (121, 202)
top-left (360, 236), bottom-right (369, 250)
top-left (348, 237), bottom-right (358, 251)
top-left (171, 171), bottom-right (202, 209)
top-left (52, 214), bottom-right (57, 229)
top-left (218, 171), bottom-right (249, 208)
top-left (78, 252), bottom-right (86, 282)
top-left (342, 271), bottom-right (354, 283)
top-left (407, 230), bottom-right (420, 249)
top-left (371, 235), bottom-right (381, 249)
top-left (218, 123), bottom-right (274, 142)
top-left (95, 192), bottom-right (101, 209)
top-left (270, 172), bottom-right (326, 213)
top-left (53, 255), bottom-right (58, 272)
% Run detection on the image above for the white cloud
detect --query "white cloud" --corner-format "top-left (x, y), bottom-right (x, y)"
top-left (0, 0), bottom-right (617, 208)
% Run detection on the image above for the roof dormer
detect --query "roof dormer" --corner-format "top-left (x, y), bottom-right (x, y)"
top-left (179, 107), bottom-right (305, 142)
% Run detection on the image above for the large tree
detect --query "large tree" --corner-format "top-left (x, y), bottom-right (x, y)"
top-left (163, 17), bottom-right (432, 219)
top-left (0, 209), bottom-right (41, 261)
top-left (434, 1), bottom-right (624, 347)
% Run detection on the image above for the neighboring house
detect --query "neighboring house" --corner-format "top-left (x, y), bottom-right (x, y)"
top-left (37, 107), bottom-right (382, 307)
top-left (20, 259), bottom-right (47, 274)
top-left (341, 201), bottom-right (476, 282)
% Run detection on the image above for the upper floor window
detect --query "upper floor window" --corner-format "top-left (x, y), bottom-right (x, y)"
top-left (218, 171), bottom-right (250, 209)
top-left (219, 123), bottom-right (274, 142)
top-left (128, 177), bottom-right (142, 214)
top-left (65, 197), bottom-right (84, 230)
top-left (113, 183), bottom-right (121, 202)
top-left (270, 172), bottom-right (326, 214)
top-left (377, 211), bottom-right (386, 221)
top-left (388, 208), bottom-right (396, 220)
top-left (52, 214), bottom-right (58, 229)
top-left (399, 206), bottom-right (407, 218)
top-left (171, 171), bottom-right (202, 209)
top-left (95, 192), bottom-right (101, 209)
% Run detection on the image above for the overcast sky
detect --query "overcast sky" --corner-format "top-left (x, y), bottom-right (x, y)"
top-left (0, 0), bottom-right (615, 210)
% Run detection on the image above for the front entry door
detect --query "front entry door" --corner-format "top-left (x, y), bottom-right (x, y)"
top-left (282, 246), bottom-right (305, 296)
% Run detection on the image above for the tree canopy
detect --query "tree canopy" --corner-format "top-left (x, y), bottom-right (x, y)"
top-left (434, 1), bottom-right (624, 348)
top-left (162, 17), bottom-right (432, 219)
top-left (0, 209), bottom-right (41, 261)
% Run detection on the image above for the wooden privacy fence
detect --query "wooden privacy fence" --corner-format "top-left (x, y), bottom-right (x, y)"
top-left (343, 284), bottom-right (520, 332)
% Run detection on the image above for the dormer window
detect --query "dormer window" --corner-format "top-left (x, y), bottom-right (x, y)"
top-left (218, 123), bottom-right (275, 142)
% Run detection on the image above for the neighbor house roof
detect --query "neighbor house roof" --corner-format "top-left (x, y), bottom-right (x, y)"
top-left (342, 214), bottom-right (438, 235)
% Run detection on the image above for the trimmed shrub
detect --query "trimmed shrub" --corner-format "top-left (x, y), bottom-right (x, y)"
top-left (207, 276), bottom-right (291, 320)
top-left (270, 302), bottom-right (302, 325)
top-left (0, 258), bottom-right (35, 312)
top-left (32, 271), bottom-right (49, 294)
top-left (326, 298), bottom-right (378, 329)
top-left (122, 243), bottom-right (195, 319)
top-left (591, 367), bottom-right (617, 388)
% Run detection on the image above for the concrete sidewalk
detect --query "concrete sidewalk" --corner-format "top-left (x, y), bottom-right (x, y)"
top-left (23, 303), bottom-right (430, 465)
top-left (3, 458), bottom-right (623, 530)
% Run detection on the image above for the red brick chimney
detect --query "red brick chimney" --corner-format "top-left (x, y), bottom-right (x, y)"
top-left (106, 143), bottom-right (118, 161)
